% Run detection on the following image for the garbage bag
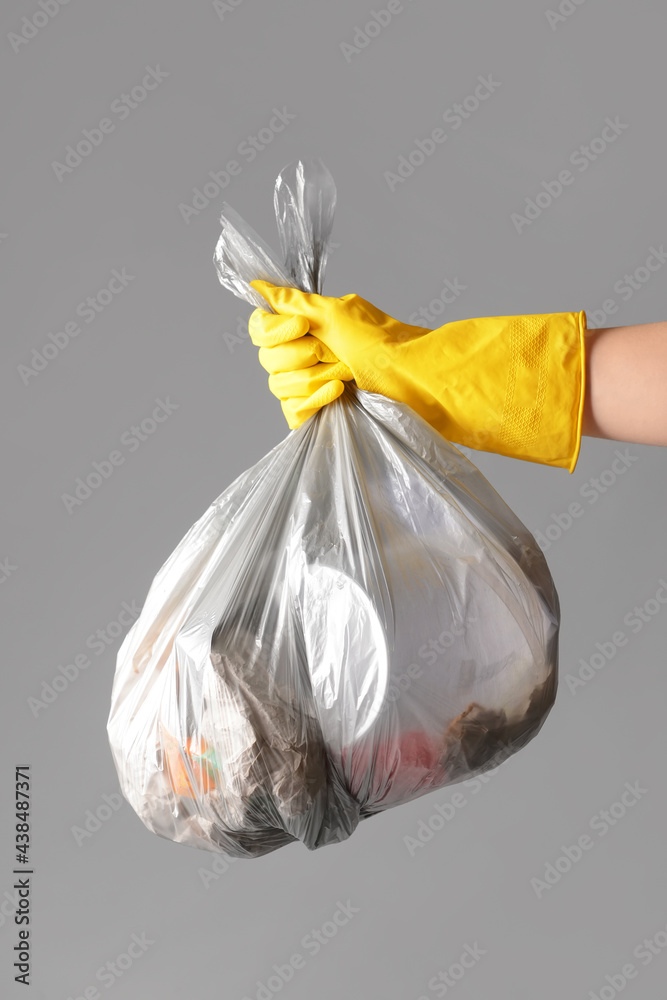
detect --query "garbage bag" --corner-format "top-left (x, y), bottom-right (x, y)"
top-left (107, 158), bottom-right (560, 859)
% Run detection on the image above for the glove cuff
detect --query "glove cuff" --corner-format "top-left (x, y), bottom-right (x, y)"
top-left (358, 310), bottom-right (588, 472)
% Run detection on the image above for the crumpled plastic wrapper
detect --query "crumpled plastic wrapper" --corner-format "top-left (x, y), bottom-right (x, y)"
top-left (106, 158), bottom-right (560, 859)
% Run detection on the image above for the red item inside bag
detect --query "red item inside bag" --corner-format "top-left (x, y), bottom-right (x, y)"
top-left (340, 730), bottom-right (447, 808)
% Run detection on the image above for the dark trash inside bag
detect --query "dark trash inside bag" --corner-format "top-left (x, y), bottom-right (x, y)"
top-left (107, 159), bottom-right (560, 859)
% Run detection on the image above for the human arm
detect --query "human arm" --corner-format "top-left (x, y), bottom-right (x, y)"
top-left (582, 321), bottom-right (667, 445)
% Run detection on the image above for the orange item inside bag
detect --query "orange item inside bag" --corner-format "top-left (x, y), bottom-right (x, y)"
top-left (161, 728), bottom-right (217, 798)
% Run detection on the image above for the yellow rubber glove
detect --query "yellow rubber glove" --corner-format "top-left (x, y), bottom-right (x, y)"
top-left (248, 279), bottom-right (587, 472)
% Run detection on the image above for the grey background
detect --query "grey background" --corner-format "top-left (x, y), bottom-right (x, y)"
top-left (2, 0), bottom-right (666, 997)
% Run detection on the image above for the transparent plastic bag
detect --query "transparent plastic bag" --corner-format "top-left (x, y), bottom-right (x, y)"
top-left (107, 158), bottom-right (560, 859)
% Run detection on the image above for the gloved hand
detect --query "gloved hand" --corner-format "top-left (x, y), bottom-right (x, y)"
top-left (248, 279), bottom-right (587, 471)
